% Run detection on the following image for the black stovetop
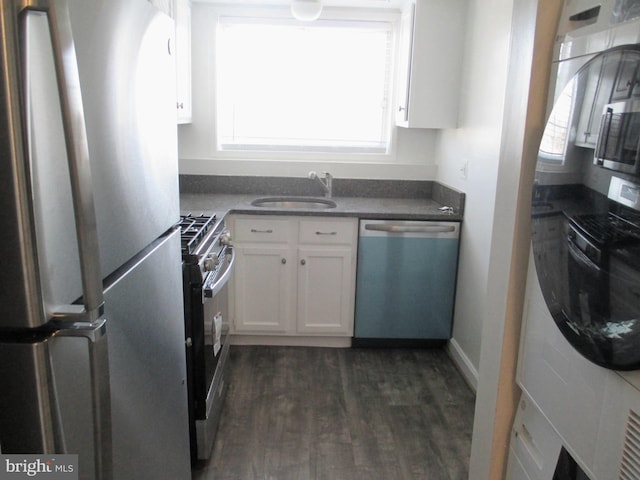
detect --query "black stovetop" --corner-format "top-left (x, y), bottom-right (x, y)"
top-left (179, 214), bottom-right (217, 256)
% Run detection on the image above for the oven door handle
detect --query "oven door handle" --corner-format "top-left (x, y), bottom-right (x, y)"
top-left (203, 247), bottom-right (236, 299)
top-left (567, 238), bottom-right (602, 273)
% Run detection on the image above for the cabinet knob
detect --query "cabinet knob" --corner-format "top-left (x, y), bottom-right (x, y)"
top-left (219, 231), bottom-right (232, 245)
top-left (300, 259), bottom-right (306, 266)
top-left (398, 106), bottom-right (406, 112)
top-left (281, 258), bottom-right (287, 264)
top-left (203, 253), bottom-right (219, 272)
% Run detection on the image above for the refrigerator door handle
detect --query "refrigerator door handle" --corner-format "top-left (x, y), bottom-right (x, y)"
top-left (54, 318), bottom-right (112, 480)
top-left (20, 1), bottom-right (104, 321)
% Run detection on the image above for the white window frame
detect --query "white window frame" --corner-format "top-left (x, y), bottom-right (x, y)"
top-left (208, 5), bottom-right (401, 164)
top-left (537, 75), bottom-right (580, 172)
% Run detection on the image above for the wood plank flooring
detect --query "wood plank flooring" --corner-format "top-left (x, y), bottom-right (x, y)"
top-left (192, 346), bottom-right (475, 480)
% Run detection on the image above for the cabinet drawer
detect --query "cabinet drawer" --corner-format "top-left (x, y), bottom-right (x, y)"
top-left (234, 217), bottom-right (292, 243)
top-left (298, 219), bottom-right (355, 245)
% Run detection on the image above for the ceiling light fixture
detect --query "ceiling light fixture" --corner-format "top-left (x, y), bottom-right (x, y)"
top-left (291, 0), bottom-right (323, 21)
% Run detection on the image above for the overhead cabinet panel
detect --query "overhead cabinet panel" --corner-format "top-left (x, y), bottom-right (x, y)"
top-left (396, 0), bottom-right (466, 128)
top-left (149, 0), bottom-right (192, 123)
top-left (175, 0), bottom-right (192, 123)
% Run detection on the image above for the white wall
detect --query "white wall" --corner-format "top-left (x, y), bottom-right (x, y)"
top-left (178, 2), bottom-right (440, 180)
top-left (437, 0), bottom-right (514, 389)
top-left (437, 0), bottom-right (562, 478)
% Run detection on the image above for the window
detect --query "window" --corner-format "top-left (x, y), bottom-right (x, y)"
top-left (215, 13), bottom-right (395, 155)
top-left (538, 77), bottom-right (575, 164)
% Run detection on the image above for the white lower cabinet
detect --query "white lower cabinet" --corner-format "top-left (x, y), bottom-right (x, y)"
top-left (296, 244), bottom-right (354, 335)
top-left (233, 244), bottom-right (295, 333)
top-left (229, 215), bottom-right (357, 339)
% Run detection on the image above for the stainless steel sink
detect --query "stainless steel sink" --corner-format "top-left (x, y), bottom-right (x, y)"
top-left (251, 196), bottom-right (337, 209)
top-left (531, 202), bottom-right (556, 215)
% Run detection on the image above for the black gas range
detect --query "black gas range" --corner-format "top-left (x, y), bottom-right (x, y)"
top-left (559, 177), bottom-right (640, 369)
top-left (179, 213), bottom-right (233, 462)
top-left (568, 210), bottom-right (640, 266)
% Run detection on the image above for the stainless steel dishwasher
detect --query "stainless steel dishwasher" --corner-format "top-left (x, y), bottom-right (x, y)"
top-left (353, 219), bottom-right (460, 346)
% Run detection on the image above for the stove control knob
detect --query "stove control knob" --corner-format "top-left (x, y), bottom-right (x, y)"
top-left (220, 231), bottom-right (232, 245)
top-left (203, 254), bottom-right (220, 272)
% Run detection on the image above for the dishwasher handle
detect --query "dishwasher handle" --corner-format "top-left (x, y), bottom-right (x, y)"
top-left (364, 224), bottom-right (456, 234)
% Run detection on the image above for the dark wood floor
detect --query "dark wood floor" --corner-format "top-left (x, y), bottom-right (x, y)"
top-left (192, 346), bottom-right (476, 480)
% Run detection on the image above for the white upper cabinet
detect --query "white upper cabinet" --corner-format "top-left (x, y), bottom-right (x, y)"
top-left (174, 0), bottom-right (192, 124)
top-left (395, 0), bottom-right (466, 129)
top-left (148, 0), bottom-right (192, 123)
top-left (574, 55), bottom-right (617, 149)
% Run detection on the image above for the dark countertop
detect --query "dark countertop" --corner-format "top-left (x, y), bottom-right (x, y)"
top-left (180, 193), bottom-right (462, 221)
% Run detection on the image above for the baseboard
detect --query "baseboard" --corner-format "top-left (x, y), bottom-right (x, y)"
top-left (230, 334), bottom-right (352, 348)
top-left (352, 338), bottom-right (447, 348)
top-left (446, 338), bottom-right (479, 393)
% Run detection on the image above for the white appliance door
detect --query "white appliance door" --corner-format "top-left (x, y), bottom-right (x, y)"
top-left (68, 0), bottom-right (180, 276)
top-left (532, 46), bottom-right (640, 370)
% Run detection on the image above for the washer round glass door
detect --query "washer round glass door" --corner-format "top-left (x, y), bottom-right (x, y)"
top-left (532, 46), bottom-right (640, 370)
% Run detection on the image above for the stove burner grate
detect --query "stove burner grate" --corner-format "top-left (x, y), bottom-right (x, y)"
top-left (179, 214), bottom-right (217, 255)
top-left (571, 213), bottom-right (640, 246)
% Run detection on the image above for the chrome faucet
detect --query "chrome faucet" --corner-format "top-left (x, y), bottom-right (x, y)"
top-left (308, 171), bottom-right (333, 198)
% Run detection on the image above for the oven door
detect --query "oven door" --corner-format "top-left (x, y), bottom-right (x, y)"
top-left (195, 246), bottom-right (235, 459)
top-left (557, 232), bottom-right (619, 368)
top-left (556, 228), bottom-right (640, 369)
top-left (566, 231), bottom-right (609, 326)
top-left (203, 246), bottom-right (235, 351)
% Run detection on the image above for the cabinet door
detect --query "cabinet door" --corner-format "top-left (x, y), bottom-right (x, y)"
top-left (395, 3), bottom-right (415, 125)
top-left (575, 53), bottom-right (620, 148)
top-left (232, 245), bottom-right (295, 333)
top-left (296, 247), bottom-right (355, 335)
top-left (175, 0), bottom-right (191, 123)
top-left (611, 52), bottom-right (640, 101)
top-left (395, 0), bottom-right (465, 128)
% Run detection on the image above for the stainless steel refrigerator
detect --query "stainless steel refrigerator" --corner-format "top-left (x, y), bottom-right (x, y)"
top-left (0, 1), bottom-right (191, 479)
